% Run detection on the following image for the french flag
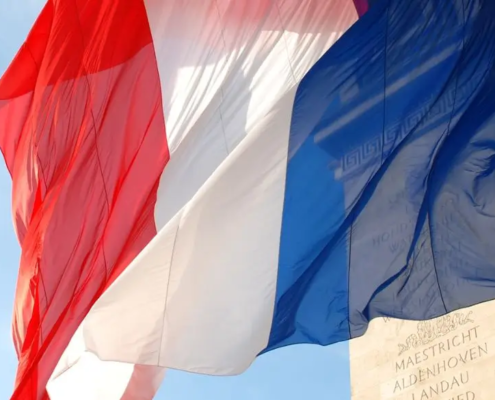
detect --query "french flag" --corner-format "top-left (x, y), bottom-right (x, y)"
top-left (2, 0), bottom-right (495, 399)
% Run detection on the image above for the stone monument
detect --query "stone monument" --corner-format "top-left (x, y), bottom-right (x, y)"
top-left (350, 302), bottom-right (495, 400)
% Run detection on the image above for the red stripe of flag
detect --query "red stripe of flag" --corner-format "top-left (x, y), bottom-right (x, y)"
top-left (0, 1), bottom-right (168, 398)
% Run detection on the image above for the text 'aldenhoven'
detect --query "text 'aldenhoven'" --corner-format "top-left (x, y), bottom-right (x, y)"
top-left (392, 325), bottom-right (487, 399)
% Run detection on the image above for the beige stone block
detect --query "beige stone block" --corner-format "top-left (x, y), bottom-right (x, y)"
top-left (350, 302), bottom-right (495, 400)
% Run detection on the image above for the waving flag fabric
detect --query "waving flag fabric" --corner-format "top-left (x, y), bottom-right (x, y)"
top-left (2, 0), bottom-right (495, 399)
top-left (53, 0), bottom-right (495, 394)
top-left (0, 1), bottom-right (168, 399)
top-left (0, 0), bottom-right (359, 398)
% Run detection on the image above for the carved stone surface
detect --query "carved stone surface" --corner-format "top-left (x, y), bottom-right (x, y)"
top-left (350, 302), bottom-right (495, 400)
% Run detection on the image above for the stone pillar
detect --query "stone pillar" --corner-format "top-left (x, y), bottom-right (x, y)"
top-left (350, 302), bottom-right (495, 399)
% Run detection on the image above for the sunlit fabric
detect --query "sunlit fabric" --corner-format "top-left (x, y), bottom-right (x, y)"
top-left (0, 1), bottom-right (168, 399)
top-left (2, 0), bottom-right (495, 399)
top-left (58, 0), bottom-right (495, 385)
top-left (0, 0), bottom-right (359, 399)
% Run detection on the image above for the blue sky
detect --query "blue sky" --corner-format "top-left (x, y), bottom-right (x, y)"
top-left (0, 1), bottom-right (350, 398)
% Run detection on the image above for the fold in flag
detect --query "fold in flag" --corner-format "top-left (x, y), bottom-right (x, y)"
top-left (0, 0), bottom-right (359, 398)
top-left (1, 0), bottom-right (495, 399)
